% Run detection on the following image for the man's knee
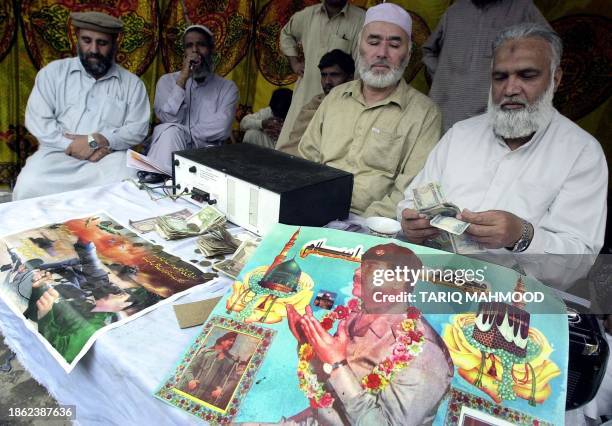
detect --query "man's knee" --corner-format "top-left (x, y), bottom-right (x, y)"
top-left (243, 129), bottom-right (274, 148)
top-left (12, 164), bottom-right (40, 200)
top-left (243, 129), bottom-right (261, 144)
top-left (150, 125), bottom-right (190, 152)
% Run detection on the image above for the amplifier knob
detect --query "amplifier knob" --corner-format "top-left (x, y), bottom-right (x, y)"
top-left (189, 166), bottom-right (196, 173)
top-left (173, 159), bottom-right (180, 166)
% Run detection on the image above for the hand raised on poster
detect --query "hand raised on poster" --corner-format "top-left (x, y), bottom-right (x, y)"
top-left (286, 304), bottom-right (307, 344)
top-left (36, 288), bottom-right (59, 319)
top-left (32, 270), bottom-right (53, 288)
top-left (300, 306), bottom-right (348, 365)
top-left (187, 379), bottom-right (200, 391)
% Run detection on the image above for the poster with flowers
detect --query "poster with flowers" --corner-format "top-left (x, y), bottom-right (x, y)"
top-left (157, 224), bottom-right (568, 425)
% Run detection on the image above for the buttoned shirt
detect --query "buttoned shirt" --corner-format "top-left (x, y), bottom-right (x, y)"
top-left (276, 2), bottom-right (364, 153)
top-left (299, 79), bottom-right (441, 218)
top-left (25, 57), bottom-right (150, 152)
top-left (397, 111), bottom-right (608, 256)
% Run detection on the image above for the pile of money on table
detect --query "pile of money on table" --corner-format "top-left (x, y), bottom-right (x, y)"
top-left (156, 206), bottom-right (226, 240)
top-left (197, 226), bottom-right (239, 257)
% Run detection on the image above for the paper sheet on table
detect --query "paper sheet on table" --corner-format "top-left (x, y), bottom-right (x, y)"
top-left (126, 149), bottom-right (171, 175)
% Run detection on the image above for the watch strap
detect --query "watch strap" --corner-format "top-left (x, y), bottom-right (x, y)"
top-left (324, 359), bottom-right (348, 376)
top-left (87, 134), bottom-right (99, 150)
top-left (510, 220), bottom-right (532, 252)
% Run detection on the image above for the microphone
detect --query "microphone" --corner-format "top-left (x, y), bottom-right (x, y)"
top-left (189, 59), bottom-right (197, 70)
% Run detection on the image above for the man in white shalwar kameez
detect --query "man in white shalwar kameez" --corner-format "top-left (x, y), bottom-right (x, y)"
top-left (136, 24), bottom-right (238, 183)
top-left (13, 11), bottom-right (150, 200)
top-left (398, 23), bottom-right (608, 289)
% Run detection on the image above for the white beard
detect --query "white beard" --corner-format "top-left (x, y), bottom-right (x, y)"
top-left (488, 79), bottom-right (555, 139)
top-left (357, 54), bottom-right (408, 89)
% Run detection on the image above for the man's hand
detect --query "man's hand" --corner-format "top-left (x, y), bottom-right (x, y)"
top-left (187, 379), bottom-right (200, 391)
top-left (459, 209), bottom-right (525, 249)
top-left (88, 147), bottom-right (112, 162)
top-left (300, 306), bottom-right (348, 365)
top-left (31, 270), bottom-right (53, 289)
top-left (36, 288), bottom-right (59, 320)
top-left (286, 304), bottom-right (306, 343)
top-left (64, 134), bottom-right (93, 160)
top-left (64, 133), bottom-right (109, 160)
top-left (176, 52), bottom-right (201, 88)
top-left (210, 386), bottom-right (223, 399)
top-left (262, 117), bottom-right (283, 139)
top-left (400, 208), bottom-right (440, 244)
top-left (288, 56), bottom-right (304, 77)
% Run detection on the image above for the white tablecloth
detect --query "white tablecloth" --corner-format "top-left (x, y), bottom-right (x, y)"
top-left (0, 181), bottom-right (233, 425)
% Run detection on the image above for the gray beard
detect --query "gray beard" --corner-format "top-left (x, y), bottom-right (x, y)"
top-left (488, 80), bottom-right (555, 139)
top-left (357, 54), bottom-right (408, 89)
top-left (192, 54), bottom-right (214, 81)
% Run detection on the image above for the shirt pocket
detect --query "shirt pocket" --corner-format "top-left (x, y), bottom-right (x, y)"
top-left (362, 128), bottom-right (404, 175)
top-left (329, 33), bottom-right (350, 53)
top-left (101, 97), bottom-right (127, 128)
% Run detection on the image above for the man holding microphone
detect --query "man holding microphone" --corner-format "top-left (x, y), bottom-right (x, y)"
top-left (140, 25), bottom-right (238, 183)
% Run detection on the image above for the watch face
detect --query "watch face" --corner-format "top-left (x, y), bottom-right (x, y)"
top-left (88, 136), bottom-right (98, 149)
top-left (322, 363), bottom-right (332, 375)
top-left (515, 238), bottom-right (529, 252)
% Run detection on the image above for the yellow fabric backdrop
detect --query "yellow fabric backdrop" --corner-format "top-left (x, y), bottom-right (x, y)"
top-left (0, 0), bottom-right (610, 188)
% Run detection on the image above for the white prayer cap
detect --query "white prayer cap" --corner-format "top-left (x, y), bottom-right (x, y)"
top-left (363, 3), bottom-right (412, 38)
top-left (184, 24), bottom-right (214, 39)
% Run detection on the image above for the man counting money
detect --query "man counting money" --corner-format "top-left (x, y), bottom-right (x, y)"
top-left (398, 23), bottom-right (607, 268)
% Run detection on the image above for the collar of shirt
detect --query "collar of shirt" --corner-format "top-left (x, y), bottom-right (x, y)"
top-left (69, 56), bottom-right (121, 82)
top-left (341, 78), bottom-right (411, 110)
top-left (490, 109), bottom-right (557, 153)
top-left (317, 1), bottom-right (349, 18)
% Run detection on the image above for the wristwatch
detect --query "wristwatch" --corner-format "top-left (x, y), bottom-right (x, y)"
top-left (87, 134), bottom-right (99, 150)
top-left (508, 219), bottom-right (533, 253)
top-left (323, 360), bottom-right (348, 376)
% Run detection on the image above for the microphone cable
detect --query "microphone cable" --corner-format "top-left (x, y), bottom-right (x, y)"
top-left (188, 75), bottom-right (194, 146)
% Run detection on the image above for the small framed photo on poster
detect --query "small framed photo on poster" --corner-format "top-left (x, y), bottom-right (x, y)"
top-left (155, 316), bottom-right (275, 422)
top-left (459, 407), bottom-right (517, 426)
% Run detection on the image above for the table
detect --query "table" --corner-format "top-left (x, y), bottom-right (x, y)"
top-left (0, 181), bottom-right (231, 425)
top-left (0, 180), bottom-right (582, 426)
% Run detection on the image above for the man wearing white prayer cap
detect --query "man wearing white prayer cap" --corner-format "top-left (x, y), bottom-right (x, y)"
top-left (139, 24), bottom-right (238, 182)
top-left (298, 2), bottom-right (442, 219)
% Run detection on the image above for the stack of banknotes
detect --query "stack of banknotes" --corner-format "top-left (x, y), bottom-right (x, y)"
top-left (412, 183), bottom-right (482, 253)
top-left (155, 206), bottom-right (226, 240)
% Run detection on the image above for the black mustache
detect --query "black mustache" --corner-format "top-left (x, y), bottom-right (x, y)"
top-left (84, 53), bottom-right (104, 60)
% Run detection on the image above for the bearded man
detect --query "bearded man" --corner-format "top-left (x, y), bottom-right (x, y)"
top-left (139, 24), bottom-right (238, 182)
top-left (298, 2), bottom-right (442, 219)
top-left (399, 23), bottom-right (608, 260)
top-left (13, 11), bottom-right (150, 200)
top-left (422, 0), bottom-right (549, 131)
